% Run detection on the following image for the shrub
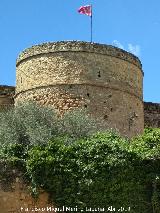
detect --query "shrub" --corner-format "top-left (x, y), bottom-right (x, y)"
top-left (0, 102), bottom-right (57, 146)
top-left (130, 128), bottom-right (160, 159)
top-left (26, 131), bottom-right (160, 213)
top-left (57, 108), bottom-right (98, 143)
top-left (0, 102), bottom-right (97, 159)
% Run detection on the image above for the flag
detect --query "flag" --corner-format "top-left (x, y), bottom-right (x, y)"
top-left (78, 5), bottom-right (92, 17)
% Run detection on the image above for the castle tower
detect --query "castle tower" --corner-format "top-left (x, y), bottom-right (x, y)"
top-left (15, 41), bottom-right (144, 138)
top-left (0, 85), bottom-right (15, 110)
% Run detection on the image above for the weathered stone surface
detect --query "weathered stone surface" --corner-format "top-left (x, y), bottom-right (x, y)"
top-left (0, 85), bottom-right (15, 110)
top-left (0, 161), bottom-right (54, 213)
top-left (16, 41), bottom-right (142, 69)
top-left (15, 41), bottom-right (144, 138)
top-left (144, 102), bottom-right (160, 128)
top-left (0, 181), bottom-right (51, 213)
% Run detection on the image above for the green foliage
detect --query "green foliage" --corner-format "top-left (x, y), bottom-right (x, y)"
top-left (0, 102), bottom-right (97, 153)
top-left (0, 103), bottom-right (160, 213)
top-left (130, 128), bottom-right (160, 159)
top-left (0, 102), bottom-right (58, 148)
top-left (129, 128), bottom-right (160, 212)
top-left (57, 109), bottom-right (97, 141)
top-left (26, 131), bottom-right (160, 213)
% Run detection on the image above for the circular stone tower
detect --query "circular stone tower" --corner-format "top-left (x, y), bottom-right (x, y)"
top-left (15, 41), bottom-right (144, 138)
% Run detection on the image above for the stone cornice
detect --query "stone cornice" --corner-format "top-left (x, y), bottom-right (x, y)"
top-left (16, 41), bottom-right (143, 71)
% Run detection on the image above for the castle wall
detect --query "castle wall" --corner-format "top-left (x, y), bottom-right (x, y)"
top-left (144, 102), bottom-right (160, 128)
top-left (0, 86), bottom-right (15, 110)
top-left (15, 41), bottom-right (144, 138)
top-left (0, 162), bottom-right (52, 213)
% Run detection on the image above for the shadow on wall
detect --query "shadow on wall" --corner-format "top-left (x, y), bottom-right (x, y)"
top-left (144, 102), bottom-right (160, 128)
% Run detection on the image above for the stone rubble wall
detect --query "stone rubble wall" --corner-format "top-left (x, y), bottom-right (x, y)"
top-left (0, 85), bottom-right (15, 110)
top-left (144, 102), bottom-right (160, 128)
top-left (0, 161), bottom-right (53, 213)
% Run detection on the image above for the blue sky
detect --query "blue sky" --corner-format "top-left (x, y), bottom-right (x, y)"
top-left (0, 0), bottom-right (160, 102)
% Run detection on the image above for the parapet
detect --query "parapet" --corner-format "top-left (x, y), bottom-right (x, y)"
top-left (144, 102), bottom-right (160, 128)
top-left (0, 85), bottom-right (15, 110)
top-left (16, 41), bottom-right (143, 70)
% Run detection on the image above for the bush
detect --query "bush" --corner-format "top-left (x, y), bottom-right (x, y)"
top-left (26, 131), bottom-right (160, 213)
top-left (57, 109), bottom-right (98, 142)
top-left (130, 128), bottom-right (160, 159)
top-left (0, 102), bottom-right (57, 146)
top-left (0, 102), bottom-right (97, 159)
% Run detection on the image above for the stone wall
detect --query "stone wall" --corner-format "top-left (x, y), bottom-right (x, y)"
top-left (144, 102), bottom-right (160, 128)
top-left (15, 41), bottom-right (144, 138)
top-left (0, 85), bottom-right (15, 110)
top-left (0, 161), bottom-right (54, 213)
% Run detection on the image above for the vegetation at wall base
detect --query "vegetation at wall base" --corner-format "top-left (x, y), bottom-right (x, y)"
top-left (0, 103), bottom-right (160, 213)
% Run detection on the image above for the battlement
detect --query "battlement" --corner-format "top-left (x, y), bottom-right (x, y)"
top-left (0, 85), bottom-right (15, 96)
top-left (0, 85), bottom-right (15, 110)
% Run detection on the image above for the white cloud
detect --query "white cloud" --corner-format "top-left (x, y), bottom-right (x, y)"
top-left (112, 40), bottom-right (141, 57)
top-left (112, 40), bottom-right (124, 49)
top-left (128, 44), bottom-right (140, 57)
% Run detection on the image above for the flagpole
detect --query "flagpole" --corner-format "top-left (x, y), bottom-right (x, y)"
top-left (91, 4), bottom-right (93, 43)
top-left (78, 4), bottom-right (93, 42)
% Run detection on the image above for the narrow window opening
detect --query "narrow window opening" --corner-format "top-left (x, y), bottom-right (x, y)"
top-left (21, 77), bottom-right (23, 84)
top-left (87, 93), bottom-right (90, 97)
top-left (98, 71), bottom-right (101, 77)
